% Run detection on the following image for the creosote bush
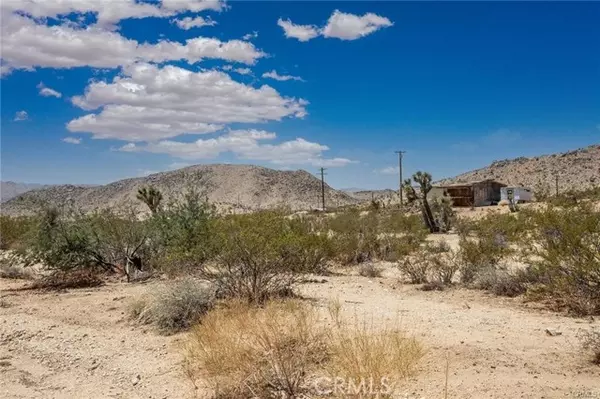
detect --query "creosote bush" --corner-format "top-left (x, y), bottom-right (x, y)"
top-left (398, 241), bottom-right (458, 285)
top-left (0, 215), bottom-right (35, 250)
top-left (205, 211), bottom-right (332, 303)
top-left (523, 204), bottom-right (600, 315)
top-left (129, 278), bottom-right (214, 334)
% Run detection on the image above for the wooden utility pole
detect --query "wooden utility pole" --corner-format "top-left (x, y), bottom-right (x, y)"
top-left (555, 174), bottom-right (559, 196)
top-left (395, 150), bottom-right (406, 205)
top-left (320, 167), bottom-right (326, 211)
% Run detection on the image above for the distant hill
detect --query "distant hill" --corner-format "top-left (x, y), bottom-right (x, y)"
top-left (345, 189), bottom-right (398, 201)
top-left (1, 164), bottom-right (358, 216)
top-left (437, 144), bottom-right (600, 193)
top-left (1, 181), bottom-right (48, 202)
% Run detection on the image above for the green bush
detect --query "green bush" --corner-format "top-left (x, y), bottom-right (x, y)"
top-left (149, 191), bottom-right (216, 273)
top-left (0, 215), bottom-right (35, 250)
top-left (523, 204), bottom-right (600, 315)
top-left (15, 207), bottom-right (153, 274)
top-left (456, 233), bottom-right (510, 284)
top-left (206, 211), bottom-right (332, 303)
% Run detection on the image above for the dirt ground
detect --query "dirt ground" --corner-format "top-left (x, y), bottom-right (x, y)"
top-left (1, 267), bottom-right (599, 399)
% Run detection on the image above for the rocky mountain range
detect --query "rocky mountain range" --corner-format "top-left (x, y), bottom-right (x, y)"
top-left (0, 182), bottom-right (48, 203)
top-left (1, 164), bottom-right (358, 216)
top-left (437, 144), bottom-right (600, 192)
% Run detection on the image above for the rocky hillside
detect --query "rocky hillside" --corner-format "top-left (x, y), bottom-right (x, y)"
top-left (1, 181), bottom-right (48, 202)
top-left (1, 164), bottom-right (358, 216)
top-left (438, 144), bottom-right (600, 193)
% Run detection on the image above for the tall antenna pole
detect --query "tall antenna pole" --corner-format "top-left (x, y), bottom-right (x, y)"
top-left (320, 167), bottom-right (326, 211)
top-left (395, 151), bottom-right (406, 206)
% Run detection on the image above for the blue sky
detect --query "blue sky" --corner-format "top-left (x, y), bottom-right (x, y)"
top-left (1, 1), bottom-right (599, 189)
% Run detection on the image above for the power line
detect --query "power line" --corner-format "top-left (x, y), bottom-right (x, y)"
top-left (395, 150), bottom-right (406, 206)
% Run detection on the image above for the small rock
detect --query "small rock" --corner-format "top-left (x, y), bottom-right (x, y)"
top-left (545, 328), bottom-right (562, 336)
top-left (132, 374), bottom-right (141, 386)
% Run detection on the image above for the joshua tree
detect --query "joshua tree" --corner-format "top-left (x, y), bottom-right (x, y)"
top-left (136, 185), bottom-right (163, 214)
top-left (404, 171), bottom-right (439, 233)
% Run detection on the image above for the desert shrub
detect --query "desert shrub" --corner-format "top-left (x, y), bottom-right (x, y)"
top-left (184, 299), bottom-right (326, 398)
top-left (456, 233), bottom-right (509, 284)
top-left (26, 268), bottom-right (103, 290)
top-left (580, 329), bottom-right (600, 365)
top-left (358, 263), bottom-right (383, 278)
top-left (523, 204), bottom-right (600, 315)
top-left (427, 241), bottom-right (459, 285)
top-left (328, 210), bottom-right (380, 264)
top-left (16, 207), bottom-right (153, 274)
top-left (398, 241), bottom-right (458, 285)
top-left (327, 210), bottom-right (427, 264)
top-left (474, 267), bottom-right (527, 297)
top-left (129, 278), bottom-right (214, 334)
top-left (0, 215), bottom-right (35, 250)
top-left (149, 191), bottom-right (216, 273)
top-left (397, 255), bottom-right (430, 284)
top-left (206, 211), bottom-right (331, 303)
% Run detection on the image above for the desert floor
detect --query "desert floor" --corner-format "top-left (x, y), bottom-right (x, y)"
top-left (1, 263), bottom-right (599, 399)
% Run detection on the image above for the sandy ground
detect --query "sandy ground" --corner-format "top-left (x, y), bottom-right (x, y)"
top-left (1, 269), bottom-right (599, 399)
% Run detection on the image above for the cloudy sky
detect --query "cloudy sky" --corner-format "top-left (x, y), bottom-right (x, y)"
top-left (1, 1), bottom-right (598, 189)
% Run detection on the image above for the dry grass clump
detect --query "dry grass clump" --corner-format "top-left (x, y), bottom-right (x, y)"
top-left (129, 278), bottom-right (214, 334)
top-left (184, 299), bottom-right (326, 398)
top-left (184, 299), bottom-right (423, 399)
top-left (324, 315), bottom-right (424, 397)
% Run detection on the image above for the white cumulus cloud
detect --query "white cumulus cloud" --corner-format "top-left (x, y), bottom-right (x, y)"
top-left (118, 129), bottom-right (353, 167)
top-left (234, 67), bottom-right (252, 75)
top-left (67, 63), bottom-right (307, 141)
top-left (14, 110), bottom-right (29, 121)
top-left (262, 70), bottom-right (304, 82)
top-left (37, 82), bottom-right (62, 98)
top-left (1, 12), bottom-right (265, 73)
top-left (172, 16), bottom-right (216, 30)
top-left (278, 10), bottom-right (393, 42)
top-left (62, 137), bottom-right (82, 144)
top-left (277, 18), bottom-right (320, 42)
top-left (1, 0), bottom-right (225, 27)
top-left (322, 10), bottom-right (393, 40)
top-left (376, 166), bottom-right (399, 175)
top-left (242, 31), bottom-right (258, 41)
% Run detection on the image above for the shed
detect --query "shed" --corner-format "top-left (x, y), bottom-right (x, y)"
top-left (500, 187), bottom-right (533, 203)
top-left (428, 179), bottom-right (506, 207)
